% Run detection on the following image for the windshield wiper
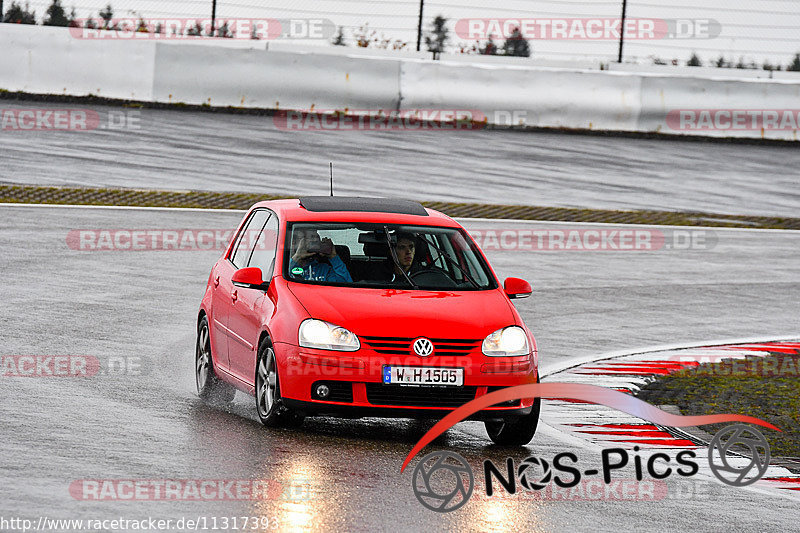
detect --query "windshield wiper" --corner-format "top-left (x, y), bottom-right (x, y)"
top-left (422, 236), bottom-right (480, 289)
top-left (384, 225), bottom-right (418, 288)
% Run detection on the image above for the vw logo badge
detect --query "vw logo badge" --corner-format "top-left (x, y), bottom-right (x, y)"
top-left (413, 337), bottom-right (434, 357)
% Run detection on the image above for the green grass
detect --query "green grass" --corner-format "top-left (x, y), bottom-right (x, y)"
top-left (637, 353), bottom-right (800, 457)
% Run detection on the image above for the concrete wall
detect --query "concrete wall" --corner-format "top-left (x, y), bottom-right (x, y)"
top-left (1, 23), bottom-right (156, 100)
top-left (152, 46), bottom-right (401, 110)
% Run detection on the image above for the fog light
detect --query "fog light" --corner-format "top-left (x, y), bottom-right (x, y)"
top-left (315, 384), bottom-right (330, 399)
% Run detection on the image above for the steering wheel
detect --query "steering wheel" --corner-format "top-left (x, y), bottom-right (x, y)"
top-left (409, 267), bottom-right (458, 288)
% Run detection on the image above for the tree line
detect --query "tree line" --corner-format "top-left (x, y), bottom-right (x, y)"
top-left (336, 16), bottom-right (531, 58)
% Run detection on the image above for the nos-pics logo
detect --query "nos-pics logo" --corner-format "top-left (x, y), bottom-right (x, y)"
top-left (411, 424), bottom-right (771, 512)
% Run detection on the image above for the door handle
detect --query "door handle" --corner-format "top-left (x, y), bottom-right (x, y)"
top-left (231, 290), bottom-right (238, 302)
top-left (214, 276), bottom-right (220, 287)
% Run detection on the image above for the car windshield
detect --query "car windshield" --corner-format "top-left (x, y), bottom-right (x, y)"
top-left (283, 223), bottom-right (496, 290)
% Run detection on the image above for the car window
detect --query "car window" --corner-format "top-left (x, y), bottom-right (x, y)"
top-left (247, 214), bottom-right (279, 279)
top-left (451, 231), bottom-right (491, 287)
top-left (317, 227), bottom-right (361, 257)
top-left (230, 210), bottom-right (269, 269)
top-left (284, 222), bottom-right (497, 290)
top-left (421, 233), bottom-right (450, 272)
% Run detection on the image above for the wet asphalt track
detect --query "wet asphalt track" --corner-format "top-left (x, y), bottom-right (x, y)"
top-left (1, 204), bottom-right (799, 532)
top-left (1, 101), bottom-right (800, 217)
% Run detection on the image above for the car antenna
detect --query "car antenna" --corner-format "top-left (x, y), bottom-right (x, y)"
top-left (329, 162), bottom-right (334, 196)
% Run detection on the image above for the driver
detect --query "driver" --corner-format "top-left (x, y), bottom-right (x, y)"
top-left (376, 232), bottom-right (416, 283)
top-left (288, 228), bottom-right (352, 282)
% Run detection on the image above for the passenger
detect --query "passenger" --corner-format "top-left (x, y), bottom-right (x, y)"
top-left (288, 229), bottom-right (352, 282)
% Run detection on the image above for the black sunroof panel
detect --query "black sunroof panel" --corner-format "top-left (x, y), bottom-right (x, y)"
top-left (299, 196), bottom-right (428, 216)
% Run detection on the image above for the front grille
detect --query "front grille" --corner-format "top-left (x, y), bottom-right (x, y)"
top-left (487, 386), bottom-right (521, 407)
top-left (361, 336), bottom-right (481, 357)
top-left (365, 383), bottom-right (477, 407)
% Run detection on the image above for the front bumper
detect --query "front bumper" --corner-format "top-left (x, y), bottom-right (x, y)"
top-left (275, 342), bottom-right (538, 417)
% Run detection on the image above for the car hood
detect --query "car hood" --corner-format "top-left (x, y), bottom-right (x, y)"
top-left (287, 283), bottom-right (517, 339)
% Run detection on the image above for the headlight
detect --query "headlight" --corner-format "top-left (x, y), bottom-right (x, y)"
top-left (482, 326), bottom-right (529, 356)
top-left (299, 319), bottom-right (360, 351)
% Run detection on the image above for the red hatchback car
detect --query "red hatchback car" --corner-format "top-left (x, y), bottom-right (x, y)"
top-left (196, 197), bottom-right (540, 444)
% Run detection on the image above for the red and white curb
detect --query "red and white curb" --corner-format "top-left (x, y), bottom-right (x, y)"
top-left (540, 337), bottom-right (800, 497)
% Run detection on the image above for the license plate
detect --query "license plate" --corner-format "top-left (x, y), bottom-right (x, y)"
top-left (382, 366), bottom-right (464, 386)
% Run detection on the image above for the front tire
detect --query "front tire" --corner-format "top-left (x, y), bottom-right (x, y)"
top-left (196, 315), bottom-right (235, 404)
top-left (485, 397), bottom-right (541, 445)
top-left (255, 338), bottom-right (304, 428)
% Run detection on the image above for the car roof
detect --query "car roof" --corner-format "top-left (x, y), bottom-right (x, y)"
top-left (250, 198), bottom-right (461, 227)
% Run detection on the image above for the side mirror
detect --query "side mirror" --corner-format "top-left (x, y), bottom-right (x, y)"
top-left (504, 277), bottom-right (532, 299)
top-left (232, 267), bottom-right (269, 290)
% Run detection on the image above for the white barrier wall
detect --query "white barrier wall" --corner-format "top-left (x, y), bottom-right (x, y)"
top-left (152, 45), bottom-right (402, 110)
top-left (400, 61), bottom-right (643, 131)
top-left (0, 24), bottom-right (155, 101)
top-left (2, 24), bottom-right (799, 140)
top-left (637, 76), bottom-right (800, 140)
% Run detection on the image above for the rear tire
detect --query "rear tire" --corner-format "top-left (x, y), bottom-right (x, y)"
top-left (255, 338), bottom-right (304, 428)
top-left (485, 397), bottom-right (540, 445)
top-left (196, 315), bottom-right (236, 404)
